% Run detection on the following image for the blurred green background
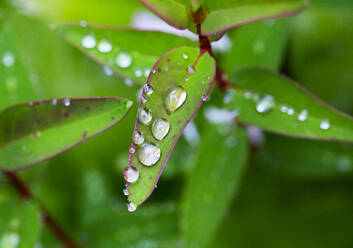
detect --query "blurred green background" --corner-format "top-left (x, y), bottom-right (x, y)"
top-left (0, 0), bottom-right (352, 247)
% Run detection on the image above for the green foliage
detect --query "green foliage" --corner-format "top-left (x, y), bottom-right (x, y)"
top-left (0, 0), bottom-right (352, 248)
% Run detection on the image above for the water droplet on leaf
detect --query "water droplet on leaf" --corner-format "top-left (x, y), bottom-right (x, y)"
top-left (116, 52), bottom-right (132, 68)
top-left (143, 84), bottom-right (153, 95)
top-left (81, 34), bottom-right (96, 48)
top-left (138, 107), bottom-right (152, 125)
top-left (63, 98), bottom-right (70, 107)
top-left (164, 86), bottom-right (186, 113)
top-left (2, 52), bottom-right (15, 67)
top-left (320, 119), bottom-right (330, 130)
top-left (97, 39), bottom-right (112, 53)
top-left (133, 131), bottom-right (144, 145)
top-left (256, 95), bottom-right (274, 114)
top-left (138, 143), bottom-right (161, 166)
top-left (298, 109), bottom-right (308, 122)
top-left (127, 202), bottom-right (137, 212)
top-left (135, 69), bottom-right (143, 77)
top-left (51, 99), bottom-right (57, 105)
top-left (182, 53), bottom-right (188, 59)
top-left (124, 166), bottom-right (139, 183)
top-left (152, 119), bottom-right (170, 140)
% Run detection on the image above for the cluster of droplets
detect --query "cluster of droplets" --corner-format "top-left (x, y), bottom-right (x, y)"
top-left (242, 91), bottom-right (331, 130)
top-left (124, 65), bottom-right (189, 211)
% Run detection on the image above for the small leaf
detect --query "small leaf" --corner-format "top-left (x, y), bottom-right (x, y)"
top-left (219, 19), bottom-right (289, 74)
top-left (200, 0), bottom-right (308, 35)
top-left (0, 97), bottom-right (132, 170)
top-left (182, 125), bottom-right (248, 248)
top-left (138, 0), bottom-right (190, 29)
top-left (0, 22), bottom-right (35, 109)
top-left (126, 46), bottom-right (216, 208)
top-left (224, 68), bottom-right (353, 142)
top-left (56, 24), bottom-right (197, 85)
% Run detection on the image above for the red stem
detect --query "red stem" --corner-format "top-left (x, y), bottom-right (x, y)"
top-left (3, 171), bottom-right (81, 248)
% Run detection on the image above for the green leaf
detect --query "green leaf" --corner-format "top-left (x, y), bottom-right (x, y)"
top-left (182, 125), bottom-right (248, 248)
top-left (138, 0), bottom-right (190, 29)
top-left (224, 68), bottom-right (353, 142)
top-left (200, 0), bottom-right (307, 35)
top-left (0, 97), bottom-right (132, 170)
top-left (259, 134), bottom-right (353, 178)
top-left (219, 19), bottom-right (289, 74)
top-left (0, 22), bottom-right (35, 109)
top-left (56, 24), bottom-right (197, 85)
top-left (126, 46), bottom-right (216, 208)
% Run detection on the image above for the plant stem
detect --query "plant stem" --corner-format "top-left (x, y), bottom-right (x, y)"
top-left (3, 171), bottom-right (81, 248)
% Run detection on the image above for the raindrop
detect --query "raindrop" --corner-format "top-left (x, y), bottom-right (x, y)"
top-left (280, 105), bottom-right (288, 113)
top-left (97, 39), bottom-right (112, 53)
top-left (187, 64), bottom-right (195, 74)
top-left (287, 107), bottom-right (295, 116)
top-left (80, 20), bottom-right (87, 27)
top-left (143, 84), bottom-right (153, 95)
top-left (144, 68), bottom-right (151, 77)
top-left (51, 99), bottom-right (57, 105)
top-left (116, 52), bottom-right (132, 68)
top-left (244, 91), bottom-right (252, 99)
top-left (63, 98), bottom-right (70, 107)
top-left (123, 166), bottom-right (139, 183)
top-left (126, 100), bottom-right (133, 108)
top-left (223, 91), bottom-right (234, 104)
top-left (123, 188), bottom-right (128, 196)
top-left (129, 147), bottom-right (136, 154)
top-left (182, 53), bottom-right (188, 59)
top-left (124, 78), bottom-right (134, 86)
top-left (138, 107), bottom-right (152, 125)
top-left (103, 65), bottom-right (114, 76)
top-left (2, 52), bottom-right (15, 67)
top-left (152, 118), bottom-right (170, 140)
top-left (138, 143), bottom-right (161, 166)
top-left (135, 69), bottom-right (143, 77)
top-left (152, 69), bottom-right (156, 74)
top-left (132, 131), bottom-right (144, 145)
top-left (164, 86), bottom-right (187, 113)
top-left (320, 119), bottom-right (330, 130)
top-left (81, 34), bottom-right (96, 48)
top-left (1, 233), bottom-right (20, 248)
top-left (201, 95), bottom-right (209, 102)
top-left (141, 95), bottom-right (147, 103)
top-left (297, 109), bottom-right (308, 122)
top-left (127, 202), bottom-right (137, 212)
top-left (256, 95), bottom-right (274, 113)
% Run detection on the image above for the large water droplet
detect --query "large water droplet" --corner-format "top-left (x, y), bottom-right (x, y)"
top-left (81, 34), bottom-right (96, 48)
top-left (138, 143), bottom-right (161, 166)
top-left (152, 119), bottom-right (170, 140)
top-left (298, 109), bottom-right (308, 122)
top-left (138, 107), bottom-right (152, 125)
top-left (124, 166), bottom-right (139, 183)
top-left (116, 52), bottom-right (132, 68)
top-left (97, 39), bottom-right (112, 53)
top-left (143, 84), bottom-right (153, 95)
top-left (164, 86), bottom-right (186, 113)
top-left (2, 52), bottom-right (15, 67)
top-left (255, 95), bottom-right (274, 114)
top-left (133, 131), bottom-right (144, 145)
top-left (127, 202), bottom-right (137, 212)
top-left (63, 98), bottom-right (70, 107)
top-left (320, 119), bottom-right (330, 130)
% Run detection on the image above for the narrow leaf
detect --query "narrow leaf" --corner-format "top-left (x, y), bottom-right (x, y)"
top-left (56, 24), bottom-right (197, 85)
top-left (138, 0), bottom-right (190, 29)
top-left (225, 68), bottom-right (353, 142)
top-left (182, 125), bottom-right (248, 248)
top-left (0, 97), bottom-right (132, 170)
top-left (200, 0), bottom-right (307, 35)
top-left (125, 46), bottom-right (216, 208)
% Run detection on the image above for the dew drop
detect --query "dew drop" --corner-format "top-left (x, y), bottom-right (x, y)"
top-left (138, 107), bottom-right (152, 125)
top-left (62, 98), bottom-right (70, 107)
top-left (126, 100), bottom-right (133, 108)
top-left (152, 118), bottom-right (170, 140)
top-left (244, 91), bottom-right (252, 99)
top-left (164, 86), bottom-right (187, 113)
top-left (81, 34), bottom-right (96, 48)
top-left (103, 65), bottom-right (114, 76)
top-left (138, 143), bottom-right (161, 166)
top-left (287, 107), bottom-right (295, 116)
top-left (201, 95), bottom-right (209, 102)
top-left (143, 84), bottom-right (153, 95)
top-left (152, 69), bottom-right (156, 74)
top-left (280, 105), bottom-right (288, 113)
top-left (223, 91), bottom-right (234, 104)
top-left (97, 39), bottom-right (112, 53)
top-left (320, 119), bottom-right (330, 130)
top-left (116, 52), bottom-right (132, 68)
top-left (2, 52), bottom-right (15, 67)
top-left (51, 99), bottom-right (57, 105)
top-left (80, 20), bottom-right (87, 27)
top-left (144, 68), bottom-right (151, 77)
top-left (129, 147), bottom-right (136, 154)
top-left (135, 69), bottom-right (143, 77)
top-left (256, 95), bottom-right (274, 114)
top-left (1, 233), bottom-right (20, 248)
top-left (127, 202), bottom-right (137, 212)
top-left (298, 109), bottom-right (308, 122)
top-left (187, 64), bottom-right (195, 74)
top-left (123, 78), bottom-right (133, 87)
top-left (182, 53), bottom-right (188, 59)
top-left (123, 188), bottom-right (128, 196)
top-left (132, 131), bottom-right (144, 145)
top-left (141, 95), bottom-right (147, 103)
top-left (124, 166), bottom-right (139, 183)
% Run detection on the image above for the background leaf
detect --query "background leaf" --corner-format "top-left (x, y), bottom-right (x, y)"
top-left (0, 97), bottom-right (132, 170)
top-left (224, 68), bottom-right (353, 142)
top-left (127, 46), bottom-right (216, 208)
top-left (56, 24), bottom-right (197, 85)
top-left (182, 124), bottom-right (248, 248)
